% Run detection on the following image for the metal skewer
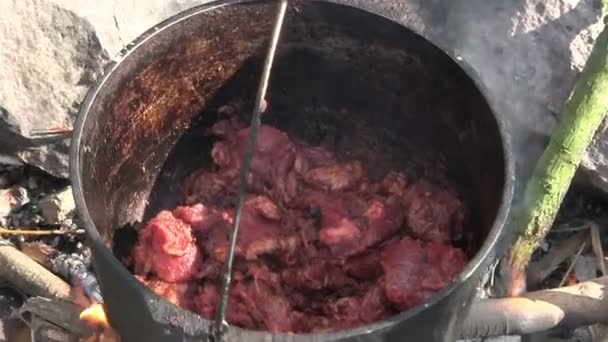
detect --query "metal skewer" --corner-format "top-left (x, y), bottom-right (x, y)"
top-left (211, 1), bottom-right (288, 341)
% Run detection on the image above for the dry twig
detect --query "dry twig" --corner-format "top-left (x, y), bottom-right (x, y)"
top-left (527, 230), bottom-right (589, 287)
top-left (0, 227), bottom-right (85, 236)
top-left (589, 223), bottom-right (606, 276)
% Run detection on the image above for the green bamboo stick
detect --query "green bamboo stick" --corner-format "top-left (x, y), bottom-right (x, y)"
top-left (503, 16), bottom-right (608, 296)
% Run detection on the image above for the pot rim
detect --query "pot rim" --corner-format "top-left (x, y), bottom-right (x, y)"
top-left (70, 0), bottom-right (515, 339)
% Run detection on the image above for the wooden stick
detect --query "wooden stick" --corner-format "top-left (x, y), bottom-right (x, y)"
top-left (462, 275), bottom-right (608, 338)
top-left (502, 16), bottom-right (608, 296)
top-left (0, 227), bottom-right (85, 236)
top-left (0, 240), bottom-right (71, 300)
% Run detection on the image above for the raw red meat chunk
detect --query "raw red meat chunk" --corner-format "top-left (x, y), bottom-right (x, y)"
top-left (380, 237), bottom-right (467, 310)
top-left (130, 109), bottom-right (469, 334)
top-left (132, 211), bottom-right (202, 282)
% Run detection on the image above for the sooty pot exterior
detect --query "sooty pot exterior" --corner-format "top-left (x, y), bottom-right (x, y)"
top-left (70, 1), bottom-right (514, 341)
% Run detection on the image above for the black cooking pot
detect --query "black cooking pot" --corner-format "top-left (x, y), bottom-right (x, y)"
top-left (70, 1), bottom-right (514, 341)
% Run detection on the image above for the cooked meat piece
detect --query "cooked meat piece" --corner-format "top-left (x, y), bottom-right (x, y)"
top-left (132, 211), bottom-right (202, 282)
top-left (380, 237), bottom-right (466, 310)
top-left (209, 116), bottom-right (245, 138)
top-left (360, 284), bottom-right (392, 323)
top-left (319, 217), bottom-right (360, 246)
top-left (293, 144), bottom-right (335, 174)
top-left (174, 204), bottom-right (231, 235)
top-left (360, 197), bottom-right (404, 249)
top-left (304, 161), bottom-right (364, 191)
top-left (289, 312), bottom-right (333, 333)
top-left (301, 191), bottom-right (363, 253)
top-left (195, 282), bottom-right (219, 319)
top-left (247, 195), bottom-right (281, 221)
top-left (344, 252), bottom-right (382, 280)
top-left (132, 117), bottom-right (470, 333)
top-left (211, 126), bottom-right (293, 183)
top-left (247, 266), bottom-right (294, 333)
top-left (382, 171), bottom-right (408, 197)
top-left (180, 169), bottom-right (238, 206)
top-left (404, 180), bottom-right (465, 243)
top-left (324, 297), bottom-right (361, 327)
top-left (199, 259), bottom-right (223, 280)
top-left (207, 197), bottom-right (300, 262)
top-left (224, 283), bottom-right (259, 329)
top-left (282, 258), bottom-right (352, 291)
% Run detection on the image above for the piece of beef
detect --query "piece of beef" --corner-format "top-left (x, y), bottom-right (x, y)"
top-left (199, 259), bottom-right (223, 280)
top-left (209, 116), bottom-right (245, 139)
top-left (211, 125), bottom-right (294, 185)
top-left (195, 281), bottom-right (259, 329)
top-left (133, 116), bottom-right (472, 333)
top-left (293, 144), bottom-right (335, 175)
top-left (344, 252), bottom-right (383, 280)
top-left (309, 192), bottom-right (403, 257)
top-left (174, 204), bottom-right (231, 235)
top-left (203, 220), bottom-right (232, 262)
top-left (224, 283), bottom-right (259, 329)
top-left (282, 257), bottom-right (352, 291)
top-left (136, 277), bottom-right (196, 311)
top-left (289, 312), bottom-right (333, 333)
top-left (304, 161), bottom-right (364, 191)
top-left (301, 191), bottom-right (362, 253)
top-left (382, 171), bottom-right (408, 197)
top-left (206, 196), bottom-right (300, 262)
top-left (195, 282), bottom-right (219, 319)
top-left (180, 169), bottom-right (238, 207)
top-left (360, 283), bottom-right (393, 323)
top-left (360, 197), bottom-right (404, 249)
top-left (380, 237), bottom-right (466, 310)
top-left (246, 266), bottom-right (294, 333)
top-left (323, 297), bottom-right (361, 328)
top-left (132, 211), bottom-right (202, 282)
top-left (403, 180), bottom-right (465, 243)
top-left (247, 195), bottom-right (281, 221)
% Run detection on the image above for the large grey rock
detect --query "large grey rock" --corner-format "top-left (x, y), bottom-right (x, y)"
top-left (582, 120), bottom-right (608, 191)
top-left (435, 0), bottom-right (605, 197)
top-left (0, 0), bottom-right (108, 178)
top-left (0, 0), bottom-right (606, 188)
top-left (0, 0), bottom-right (210, 178)
top-left (390, 0), bottom-right (605, 199)
top-left (51, 0), bottom-right (209, 58)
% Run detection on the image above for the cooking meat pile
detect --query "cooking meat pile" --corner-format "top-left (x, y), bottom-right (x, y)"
top-left (129, 111), bottom-right (468, 333)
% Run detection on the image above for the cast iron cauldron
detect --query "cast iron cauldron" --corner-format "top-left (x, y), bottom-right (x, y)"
top-left (70, 1), bottom-right (514, 341)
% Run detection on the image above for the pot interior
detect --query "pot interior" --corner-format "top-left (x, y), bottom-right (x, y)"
top-left (75, 0), bottom-right (507, 336)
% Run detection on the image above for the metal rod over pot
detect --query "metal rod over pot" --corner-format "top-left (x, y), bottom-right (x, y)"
top-left (212, 0), bottom-right (288, 341)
